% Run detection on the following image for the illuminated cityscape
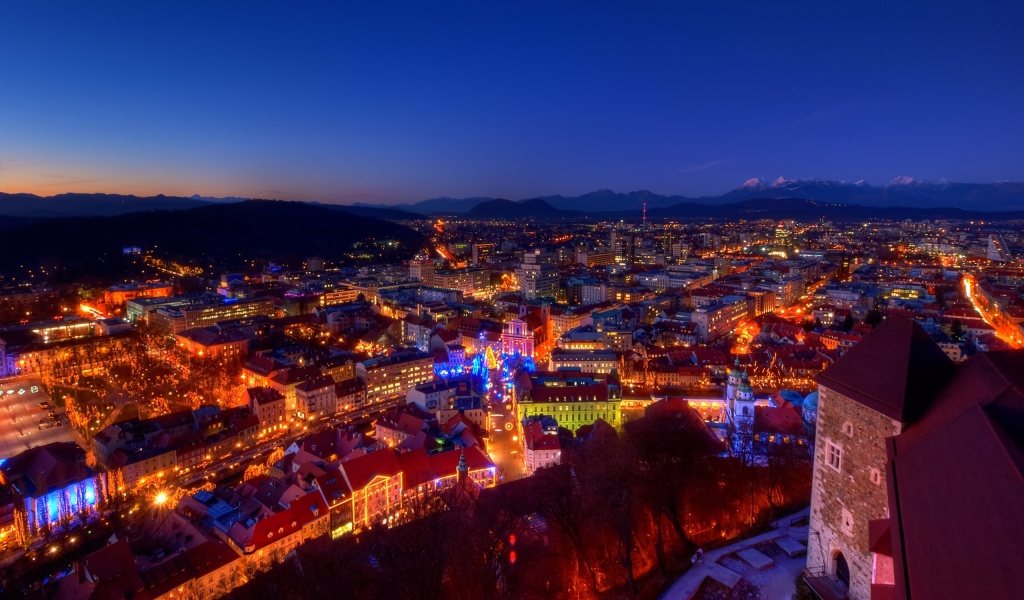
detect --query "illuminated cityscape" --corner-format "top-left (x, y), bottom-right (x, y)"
top-left (2, 3), bottom-right (1023, 600)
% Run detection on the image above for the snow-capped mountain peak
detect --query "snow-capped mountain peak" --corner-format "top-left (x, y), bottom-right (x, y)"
top-left (772, 176), bottom-right (792, 187)
top-left (740, 177), bottom-right (766, 191)
top-left (889, 176), bottom-right (923, 186)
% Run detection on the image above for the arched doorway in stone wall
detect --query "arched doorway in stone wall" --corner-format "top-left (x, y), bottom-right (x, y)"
top-left (834, 551), bottom-right (851, 588)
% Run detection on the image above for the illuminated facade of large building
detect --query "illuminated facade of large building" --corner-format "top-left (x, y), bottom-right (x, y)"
top-left (0, 442), bottom-right (101, 538)
top-left (103, 281), bottom-right (173, 306)
top-left (432, 267), bottom-right (491, 298)
top-left (357, 349), bottom-right (435, 406)
top-left (501, 318), bottom-right (534, 357)
top-left (514, 371), bottom-right (622, 433)
top-left (153, 297), bottom-right (277, 334)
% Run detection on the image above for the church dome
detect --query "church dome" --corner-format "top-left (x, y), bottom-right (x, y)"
top-left (803, 390), bottom-right (819, 412)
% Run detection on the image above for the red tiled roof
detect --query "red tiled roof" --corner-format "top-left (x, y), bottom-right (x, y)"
top-left (942, 306), bottom-right (982, 318)
top-left (440, 413), bottom-right (475, 436)
top-left (339, 449), bottom-right (402, 491)
top-left (240, 505), bottom-right (304, 552)
top-left (398, 446), bottom-right (493, 489)
top-left (523, 420), bottom-right (561, 451)
top-left (269, 365), bottom-right (322, 386)
top-left (435, 329), bottom-right (460, 343)
top-left (295, 375), bottom-right (336, 393)
top-left (247, 387), bottom-right (284, 406)
top-left (313, 470), bottom-right (349, 506)
top-left (82, 538), bottom-right (144, 589)
top-left (243, 354), bottom-right (289, 375)
top-left (754, 405), bottom-right (806, 436)
top-left (528, 384), bottom-right (609, 403)
top-left (286, 488), bottom-right (328, 525)
top-left (885, 351), bottom-right (1024, 600)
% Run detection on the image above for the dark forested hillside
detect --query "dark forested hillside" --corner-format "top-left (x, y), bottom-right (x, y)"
top-left (0, 200), bottom-right (424, 278)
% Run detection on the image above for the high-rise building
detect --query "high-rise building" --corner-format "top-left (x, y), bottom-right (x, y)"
top-left (432, 267), bottom-right (491, 297)
top-left (409, 259), bottom-right (436, 287)
top-left (472, 243), bottom-right (496, 266)
top-left (516, 261), bottom-right (559, 301)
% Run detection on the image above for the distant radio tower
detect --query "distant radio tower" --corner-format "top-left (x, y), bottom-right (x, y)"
top-left (642, 202), bottom-right (647, 230)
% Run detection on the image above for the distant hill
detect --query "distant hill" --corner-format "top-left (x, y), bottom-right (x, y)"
top-left (0, 192), bottom-right (217, 217)
top-left (0, 200), bottom-right (424, 279)
top-left (466, 198), bottom-right (585, 219)
top-left (391, 179), bottom-right (1024, 214)
top-left (312, 202), bottom-right (423, 220)
top-left (357, 196), bottom-right (494, 215)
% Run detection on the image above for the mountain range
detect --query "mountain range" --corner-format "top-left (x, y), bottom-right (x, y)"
top-left (372, 178), bottom-right (1024, 214)
top-left (441, 196), bottom-right (1020, 222)
top-left (2, 178), bottom-right (1023, 224)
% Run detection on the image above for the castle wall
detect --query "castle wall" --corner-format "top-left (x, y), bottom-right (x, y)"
top-left (807, 385), bottom-right (901, 600)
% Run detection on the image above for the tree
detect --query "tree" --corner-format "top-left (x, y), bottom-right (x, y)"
top-left (535, 466), bottom-right (600, 593)
top-left (865, 309), bottom-right (883, 327)
top-left (575, 427), bottom-right (640, 595)
top-left (625, 413), bottom-right (718, 574)
top-left (75, 482), bottom-right (91, 520)
top-left (761, 438), bottom-right (813, 523)
top-left (266, 447), bottom-right (285, 468)
top-left (12, 506), bottom-right (31, 549)
top-left (842, 314), bottom-right (855, 332)
top-left (950, 319), bottom-right (965, 341)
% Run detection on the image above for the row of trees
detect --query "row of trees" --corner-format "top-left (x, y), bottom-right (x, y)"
top-left (232, 407), bottom-right (812, 600)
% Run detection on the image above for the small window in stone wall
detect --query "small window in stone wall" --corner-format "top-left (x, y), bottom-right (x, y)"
top-left (842, 421), bottom-right (854, 437)
top-left (841, 507), bottom-right (855, 537)
top-left (870, 467), bottom-right (882, 486)
top-left (826, 441), bottom-right (843, 472)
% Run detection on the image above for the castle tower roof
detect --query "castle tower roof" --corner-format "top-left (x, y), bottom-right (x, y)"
top-left (816, 316), bottom-right (953, 423)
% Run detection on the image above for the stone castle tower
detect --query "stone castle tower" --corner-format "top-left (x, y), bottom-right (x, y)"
top-left (806, 318), bottom-right (952, 600)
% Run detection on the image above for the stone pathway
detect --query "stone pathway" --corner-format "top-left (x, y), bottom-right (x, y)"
top-left (737, 548), bottom-right (774, 570)
top-left (660, 507), bottom-right (810, 600)
top-left (776, 536), bottom-right (807, 557)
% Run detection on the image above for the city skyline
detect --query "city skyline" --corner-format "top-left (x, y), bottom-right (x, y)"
top-left (3, 2), bottom-right (1024, 598)
top-left (3, 2), bottom-right (1024, 204)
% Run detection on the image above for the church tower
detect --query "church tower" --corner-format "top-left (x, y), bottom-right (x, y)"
top-left (726, 356), bottom-right (742, 410)
top-left (734, 371), bottom-right (756, 425)
top-left (457, 449), bottom-right (469, 485)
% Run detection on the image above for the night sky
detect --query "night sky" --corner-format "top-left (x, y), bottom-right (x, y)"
top-left (2, 2), bottom-right (1022, 204)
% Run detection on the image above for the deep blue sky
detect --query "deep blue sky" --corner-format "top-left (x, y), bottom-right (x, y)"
top-left (2, 2), bottom-right (1022, 204)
